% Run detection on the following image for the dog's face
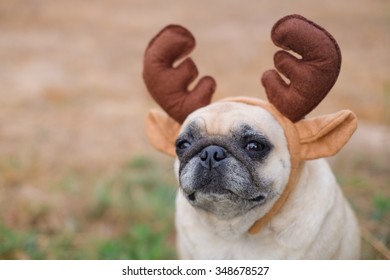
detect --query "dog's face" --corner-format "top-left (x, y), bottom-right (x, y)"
top-left (173, 101), bottom-right (291, 219)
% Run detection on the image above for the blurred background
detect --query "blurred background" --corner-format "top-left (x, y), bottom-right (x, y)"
top-left (0, 0), bottom-right (389, 259)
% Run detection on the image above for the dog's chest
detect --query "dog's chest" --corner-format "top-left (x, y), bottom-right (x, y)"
top-left (180, 228), bottom-right (292, 259)
top-left (175, 192), bottom-right (296, 259)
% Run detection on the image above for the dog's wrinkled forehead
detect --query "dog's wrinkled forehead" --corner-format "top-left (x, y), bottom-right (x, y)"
top-left (180, 101), bottom-right (285, 140)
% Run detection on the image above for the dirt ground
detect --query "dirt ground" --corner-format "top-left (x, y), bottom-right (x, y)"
top-left (0, 0), bottom-right (389, 259)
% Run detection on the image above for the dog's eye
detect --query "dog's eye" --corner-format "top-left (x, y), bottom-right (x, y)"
top-left (245, 141), bottom-right (265, 152)
top-left (176, 140), bottom-right (191, 150)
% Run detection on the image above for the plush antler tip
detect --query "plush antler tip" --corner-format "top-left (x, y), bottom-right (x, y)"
top-left (262, 14), bottom-right (342, 122)
top-left (143, 24), bottom-right (216, 124)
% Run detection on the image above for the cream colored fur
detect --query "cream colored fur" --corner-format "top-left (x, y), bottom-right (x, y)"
top-left (175, 158), bottom-right (360, 259)
top-left (147, 100), bottom-right (360, 259)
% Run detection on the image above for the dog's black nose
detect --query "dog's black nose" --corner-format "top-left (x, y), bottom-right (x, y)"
top-left (199, 145), bottom-right (227, 170)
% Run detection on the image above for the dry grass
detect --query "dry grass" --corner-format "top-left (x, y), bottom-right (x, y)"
top-left (0, 0), bottom-right (389, 259)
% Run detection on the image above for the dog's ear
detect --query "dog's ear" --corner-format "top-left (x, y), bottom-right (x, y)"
top-left (295, 110), bottom-right (357, 160)
top-left (146, 110), bottom-right (180, 157)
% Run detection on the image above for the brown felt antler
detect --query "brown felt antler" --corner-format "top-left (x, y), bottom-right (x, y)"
top-left (261, 15), bottom-right (342, 122)
top-left (143, 25), bottom-right (216, 124)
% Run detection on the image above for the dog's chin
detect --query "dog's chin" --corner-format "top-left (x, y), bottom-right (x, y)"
top-left (180, 186), bottom-right (268, 220)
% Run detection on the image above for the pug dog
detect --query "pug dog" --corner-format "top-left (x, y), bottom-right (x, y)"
top-left (143, 15), bottom-right (361, 259)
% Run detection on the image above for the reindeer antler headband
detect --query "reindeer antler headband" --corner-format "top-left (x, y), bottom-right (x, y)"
top-left (143, 14), bottom-right (342, 123)
top-left (143, 14), bottom-right (357, 234)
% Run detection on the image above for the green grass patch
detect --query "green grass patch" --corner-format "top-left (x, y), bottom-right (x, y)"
top-left (97, 224), bottom-right (176, 260)
top-left (0, 155), bottom-right (177, 259)
top-left (372, 195), bottom-right (390, 221)
top-left (0, 225), bottom-right (45, 259)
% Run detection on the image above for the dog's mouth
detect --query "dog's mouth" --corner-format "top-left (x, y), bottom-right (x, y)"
top-left (250, 194), bottom-right (267, 202)
top-left (188, 193), bottom-right (196, 201)
top-left (183, 188), bottom-right (268, 219)
top-left (186, 190), bottom-right (267, 203)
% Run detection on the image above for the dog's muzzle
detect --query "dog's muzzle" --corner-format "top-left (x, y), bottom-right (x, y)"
top-left (177, 136), bottom-right (271, 218)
